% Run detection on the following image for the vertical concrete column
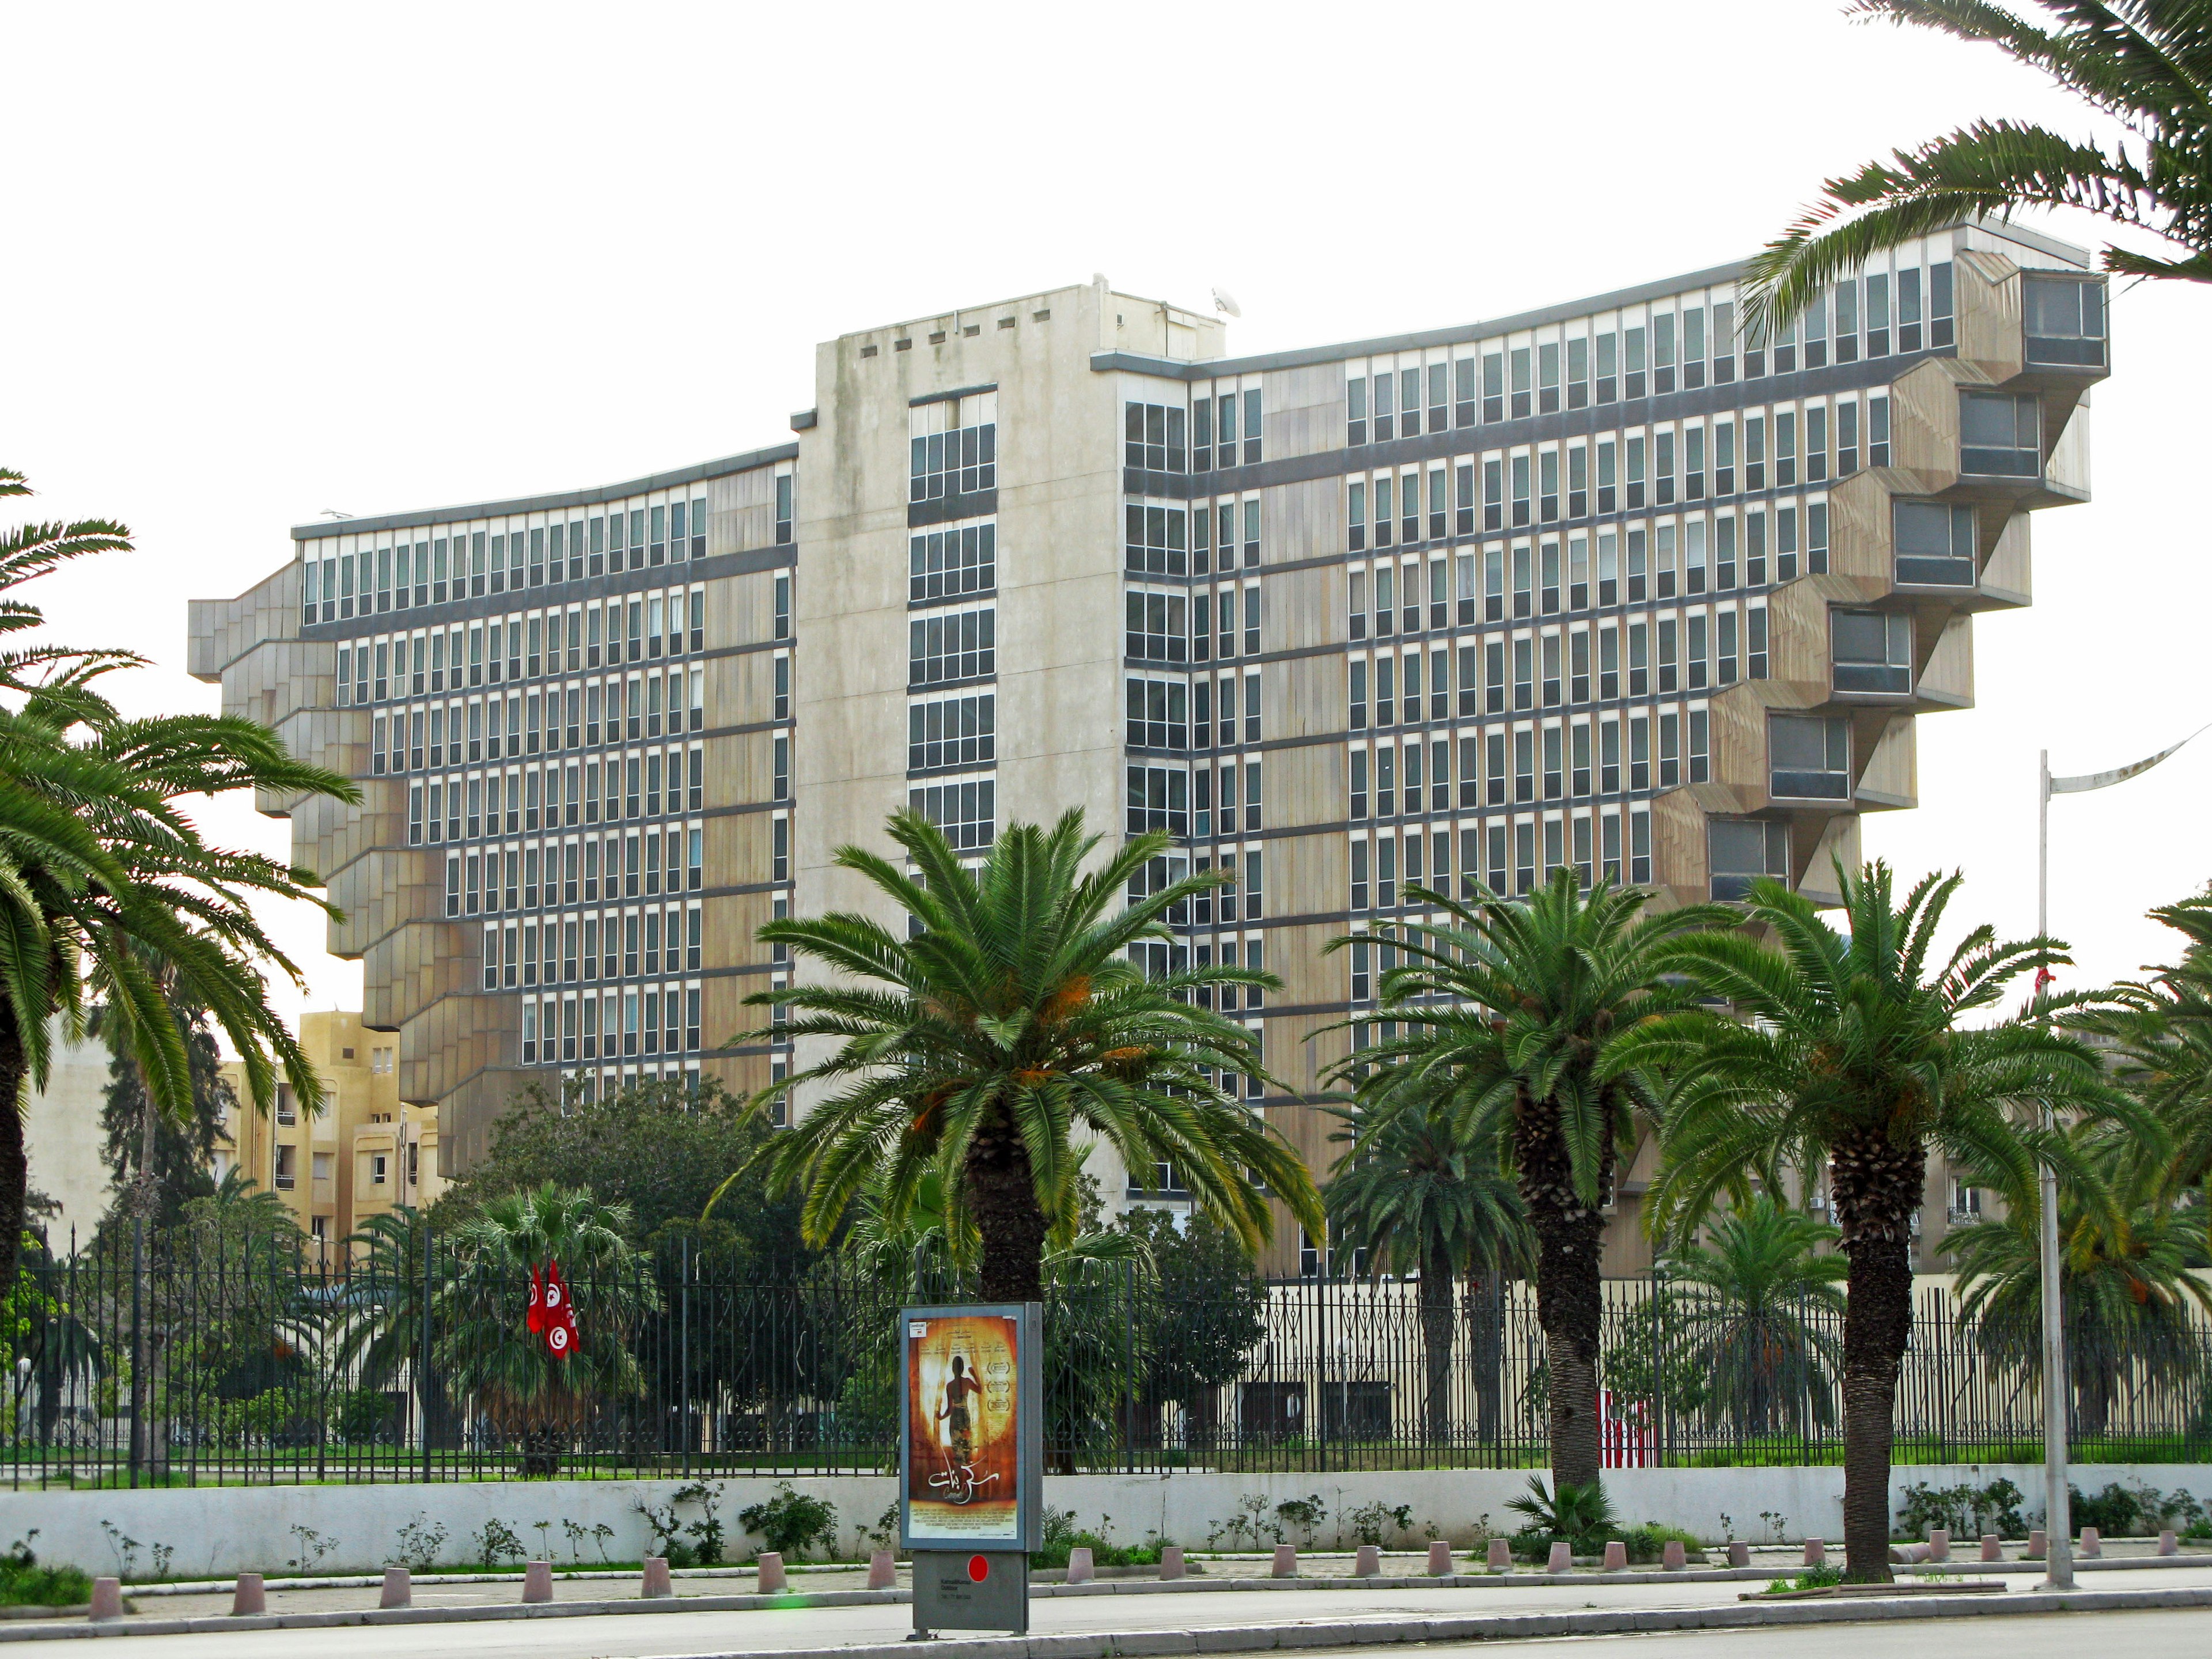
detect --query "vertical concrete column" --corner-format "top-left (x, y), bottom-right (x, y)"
top-left (868, 1551), bottom-right (898, 1589)
top-left (380, 1567), bottom-right (411, 1609)
top-left (521, 1562), bottom-right (553, 1603)
top-left (757, 1552), bottom-right (787, 1593)
top-left (641, 1558), bottom-right (672, 1598)
top-left (231, 1574), bottom-right (266, 1616)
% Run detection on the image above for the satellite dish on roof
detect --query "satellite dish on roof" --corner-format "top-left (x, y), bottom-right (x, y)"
top-left (1212, 288), bottom-right (1243, 318)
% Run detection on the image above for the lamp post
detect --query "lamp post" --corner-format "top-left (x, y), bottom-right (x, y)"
top-left (2035, 726), bottom-right (2206, 1590)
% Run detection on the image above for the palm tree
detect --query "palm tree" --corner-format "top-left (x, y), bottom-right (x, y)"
top-left (1321, 1080), bottom-right (1532, 1449)
top-left (1321, 869), bottom-right (1737, 1487)
top-left (437, 1183), bottom-right (659, 1476)
top-left (1626, 861), bottom-right (2140, 1582)
top-left (2067, 890), bottom-right (2212, 1214)
top-left (1744, 1), bottom-right (2212, 340)
top-left (0, 469), bottom-right (357, 1293)
top-left (1661, 1195), bottom-right (1847, 1440)
top-left (726, 808), bottom-right (1323, 1302)
top-left (1948, 1139), bottom-right (2212, 1438)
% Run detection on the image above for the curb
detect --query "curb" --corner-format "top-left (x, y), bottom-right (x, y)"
top-left (1, 1576), bottom-right (2207, 1645)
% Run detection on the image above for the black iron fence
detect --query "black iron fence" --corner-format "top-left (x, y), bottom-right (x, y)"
top-left (7, 1226), bottom-right (2207, 1488)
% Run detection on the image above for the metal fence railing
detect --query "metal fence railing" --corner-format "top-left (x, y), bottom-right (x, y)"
top-left (7, 1226), bottom-right (2207, 1488)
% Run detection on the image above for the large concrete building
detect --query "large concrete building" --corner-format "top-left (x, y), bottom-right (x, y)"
top-left (191, 221), bottom-right (2107, 1274)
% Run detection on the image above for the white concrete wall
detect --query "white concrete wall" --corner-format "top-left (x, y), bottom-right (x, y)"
top-left (9, 1463), bottom-right (2205, 1578)
top-left (21, 1019), bottom-right (115, 1241)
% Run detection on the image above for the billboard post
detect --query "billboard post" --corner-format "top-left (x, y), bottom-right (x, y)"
top-left (898, 1302), bottom-right (1041, 1637)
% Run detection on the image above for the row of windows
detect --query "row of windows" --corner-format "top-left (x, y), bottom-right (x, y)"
top-left (910, 605), bottom-right (995, 687)
top-left (334, 586), bottom-right (705, 704)
top-left (408, 751), bottom-right (703, 844)
top-left (1126, 673), bottom-right (1261, 751)
top-left (1351, 604), bottom-right (1771, 726)
top-left (1350, 706), bottom-right (1713, 815)
top-left (909, 692), bottom-right (994, 774)
top-left (1341, 260), bottom-right (1955, 440)
top-left (368, 673), bottom-right (706, 768)
top-left (482, 904), bottom-right (701, 987)
top-left (912, 521), bottom-right (995, 602)
top-left (1124, 391), bottom-right (1264, 474)
top-left (1347, 397), bottom-right (1881, 550)
top-left (519, 985), bottom-right (702, 1065)
top-left (440, 827), bottom-right (703, 915)
top-left (910, 775), bottom-right (994, 850)
top-left (304, 499), bottom-right (719, 626)
top-left (1124, 498), bottom-right (1262, 578)
top-left (911, 392), bottom-right (997, 501)
top-left (1125, 585), bottom-right (1260, 663)
top-left (1124, 853), bottom-right (1267, 935)
top-left (1348, 505), bottom-right (1828, 637)
top-left (1347, 810), bottom-right (1655, 921)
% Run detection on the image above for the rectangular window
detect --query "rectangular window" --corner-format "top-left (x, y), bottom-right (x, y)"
top-left (910, 604), bottom-right (997, 685)
top-left (1893, 499), bottom-right (1978, 586)
top-left (911, 691), bottom-right (998, 771)
top-left (911, 521), bottom-right (997, 599)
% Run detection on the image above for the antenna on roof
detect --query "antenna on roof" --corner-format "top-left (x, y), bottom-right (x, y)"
top-left (1211, 287), bottom-right (1242, 318)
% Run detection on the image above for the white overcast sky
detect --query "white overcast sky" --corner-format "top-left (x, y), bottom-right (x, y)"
top-left (5, 0), bottom-right (2207, 1026)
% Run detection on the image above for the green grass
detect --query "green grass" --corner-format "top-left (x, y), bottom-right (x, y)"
top-left (0, 1558), bottom-right (93, 1608)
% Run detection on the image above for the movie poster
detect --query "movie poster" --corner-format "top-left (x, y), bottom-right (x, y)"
top-left (903, 1310), bottom-right (1021, 1543)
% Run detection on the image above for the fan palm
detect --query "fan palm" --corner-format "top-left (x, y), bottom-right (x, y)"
top-left (1625, 861), bottom-right (2142, 1581)
top-left (437, 1183), bottom-right (659, 1475)
top-left (1323, 1078), bottom-right (1533, 1447)
top-left (1948, 1138), bottom-right (2212, 1437)
top-left (1744, 1), bottom-right (2212, 341)
top-left (1662, 1195), bottom-right (1848, 1438)
top-left (0, 470), bottom-right (357, 1294)
top-left (2067, 889), bottom-right (2212, 1214)
top-left (1320, 868), bottom-right (1737, 1487)
top-left (725, 808), bottom-right (1322, 1302)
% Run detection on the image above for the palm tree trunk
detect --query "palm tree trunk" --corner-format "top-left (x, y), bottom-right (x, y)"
top-left (1517, 1094), bottom-right (1605, 1488)
top-left (1834, 1137), bottom-right (1923, 1584)
top-left (1419, 1240), bottom-right (1455, 1448)
top-left (0, 1005), bottom-right (28, 1297)
top-left (965, 1105), bottom-right (1047, 1303)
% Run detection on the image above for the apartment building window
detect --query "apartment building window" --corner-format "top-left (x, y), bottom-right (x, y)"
top-left (1127, 677), bottom-right (1188, 751)
top-left (2024, 275), bottom-right (2107, 366)
top-left (1126, 765), bottom-right (1187, 836)
top-left (273, 1143), bottom-right (297, 1191)
top-left (1894, 500), bottom-right (1978, 587)
top-left (1710, 818), bottom-right (1790, 902)
top-left (912, 522), bottom-right (996, 599)
top-left (1124, 589), bottom-right (1186, 663)
top-left (1833, 608), bottom-right (1912, 694)
top-left (910, 391), bottom-right (997, 501)
top-left (910, 604), bottom-right (996, 685)
top-left (774, 573), bottom-right (790, 639)
top-left (1124, 401), bottom-right (1187, 472)
top-left (1959, 392), bottom-right (2041, 477)
top-left (911, 776), bottom-right (995, 850)
top-left (1770, 714), bottom-right (1852, 800)
top-left (1241, 582), bottom-right (1260, 656)
top-left (1126, 503), bottom-right (1188, 576)
top-left (910, 692), bottom-right (995, 772)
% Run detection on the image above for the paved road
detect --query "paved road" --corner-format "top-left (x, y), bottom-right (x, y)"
top-left (68, 1565), bottom-right (2212, 1659)
top-left (1409, 1606), bottom-right (2212, 1659)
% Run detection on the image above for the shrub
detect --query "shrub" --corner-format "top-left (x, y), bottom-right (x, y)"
top-left (1505, 1476), bottom-right (1619, 1558)
top-left (737, 1483), bottom-right (838, 1562)
top-left (1620, 1523), bottom-right (1702, 1565)
top-left (1030, 1512), bottom-right (1164, 1570)
top-left (1896, 1478), bottom-right (2025, 1540)
top-left (472, 1518), bottom-right (526, 1569)
top-left (1344, 1501), bottom-right (1415, 1548)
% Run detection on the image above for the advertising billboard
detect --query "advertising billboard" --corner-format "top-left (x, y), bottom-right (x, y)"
top-left (898, 1302), bottom-right (1041, 1551)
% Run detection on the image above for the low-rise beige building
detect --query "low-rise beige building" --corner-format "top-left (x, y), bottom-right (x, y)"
top-left (219, 1010), bottom-right (445, 1256)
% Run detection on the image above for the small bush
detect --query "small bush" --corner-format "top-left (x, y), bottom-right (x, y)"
top-left (1030, 1512), bottom-right (1164, 1570)
top-left (737, 1483), bottom-right (838, 1562)
top-left (1620, 1523), bottom-right (1702, 1565)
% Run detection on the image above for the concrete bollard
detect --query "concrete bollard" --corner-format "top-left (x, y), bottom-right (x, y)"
top-left (2160, 1531), bottom-right (2179, 1557)
top-left (522, 1561), bottom-right (553, 1603)
top-left (1728, 1540), bottom-right (1750, 1568)
top-left (1427, 1540), bottom-right (1453, 1577)
top-left (2079, 1528), bottom-right (2101, 1558)
top-left (757, 1551), bottom-right (787, 1593)
top-left (89, 1578), bottom-right (123, 1622)
top-left (230, 1573), bottom-right (265, 1616)
top-left (1354, 1544), bottom-right (1381, 1578)
top-left (1158, 1546), bottom-right (1185, 1581)
top-left (1546, 1540), bottom-right (1573, 1573)
top-left (1603, 1540), bottom-right (1627, 1571)
top-left (641, 1557), bottom-right (673, 1598)
top-left (1271, 1544), bottom-right (1298, 1578)
top-left (1928, 1528), bottom-right (1950, 1563)
top-left (1890, 1542), bottom-right (1931, 1565)
top-left (1804, 1539), bottom-right (1825, 1567)
top-left (1487, 1537), bottom-right (1512, 1571)
top-left (380, 1567), bottom-right (411, 1609)
top-left (2026, 1529), bottom-right (2048, 1559)
top-left (1661, 1539), bottom-right (1686, 1571)
top-left (1065, 1546), bottom-right (1094, 1585)
top-left (1981, 1535), bottom-right (2002, 1563)
top-left (868, 1550), bottom-right (898, 1589)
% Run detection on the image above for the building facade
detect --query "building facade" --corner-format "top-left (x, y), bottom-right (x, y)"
top-left (191, 223), bottom-right (2107, 1274)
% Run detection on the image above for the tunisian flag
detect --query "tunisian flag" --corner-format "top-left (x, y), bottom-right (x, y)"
top-left (527, 1266), bottom-right (547, 1334)
top-left (542, 1261), bottom-right (579, 1360)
